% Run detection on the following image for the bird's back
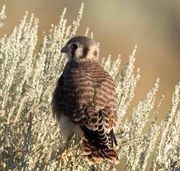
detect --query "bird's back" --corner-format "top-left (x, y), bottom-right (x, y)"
top-left (62, 61), bottom-right (117, 126)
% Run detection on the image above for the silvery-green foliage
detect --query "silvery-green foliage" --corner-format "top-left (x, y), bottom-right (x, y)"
top-left (153, 83), bottom-right (180, 171)
top-left (0, 5), bottom-right (6, 28)
top-left (0, 4), bottom-right (179, 171)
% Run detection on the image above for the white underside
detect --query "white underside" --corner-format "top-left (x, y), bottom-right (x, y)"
top-left (59, 114), bottom-right (83, 140)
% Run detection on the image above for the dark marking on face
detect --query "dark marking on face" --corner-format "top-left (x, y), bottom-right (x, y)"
top-left (71, 49), bottom-right (75, 58)
top-left (94, 50), bottom-right (97, 57)
top-left (82, 47), bottom-right (89, 58)
top-left (71, 43), bottom-right (78, 58)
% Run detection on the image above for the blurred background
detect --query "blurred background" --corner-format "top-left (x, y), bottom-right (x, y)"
top-left (0, 0), bottom-right (179, 117)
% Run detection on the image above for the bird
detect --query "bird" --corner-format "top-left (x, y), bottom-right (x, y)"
top-left (52, 36), bottom-right (119, 164)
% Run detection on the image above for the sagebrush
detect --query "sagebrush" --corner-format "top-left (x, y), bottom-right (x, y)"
top-left (0, 4), bottom-right (179, 171)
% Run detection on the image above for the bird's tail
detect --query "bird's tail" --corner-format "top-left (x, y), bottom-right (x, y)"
top-left (82, 136), bottom-right (119, 164)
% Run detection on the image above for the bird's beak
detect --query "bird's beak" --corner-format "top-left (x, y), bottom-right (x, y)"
top-left (61, 46), bottom-right (67, 53)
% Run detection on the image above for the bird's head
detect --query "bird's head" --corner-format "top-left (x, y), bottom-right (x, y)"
top-left (61, 36), bottom-right (99, 62)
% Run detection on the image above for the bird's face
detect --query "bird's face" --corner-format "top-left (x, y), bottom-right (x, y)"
top-left (61, 36), bottom-right (99, 62)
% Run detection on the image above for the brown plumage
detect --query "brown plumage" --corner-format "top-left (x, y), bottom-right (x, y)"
top-left (52, 36), bottom-right (119, 164)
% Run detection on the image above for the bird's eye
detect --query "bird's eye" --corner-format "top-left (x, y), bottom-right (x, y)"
top-left (71, 43), bottom-right (79, 50)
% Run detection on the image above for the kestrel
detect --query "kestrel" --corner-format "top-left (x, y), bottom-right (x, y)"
top-left (52, 36), bottom-right (119, 164)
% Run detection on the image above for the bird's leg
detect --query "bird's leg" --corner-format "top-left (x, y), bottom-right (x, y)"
top-left (65, 131), bottom-right (74, 150)
top-left (61, 131), bottom-right (74, 160)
